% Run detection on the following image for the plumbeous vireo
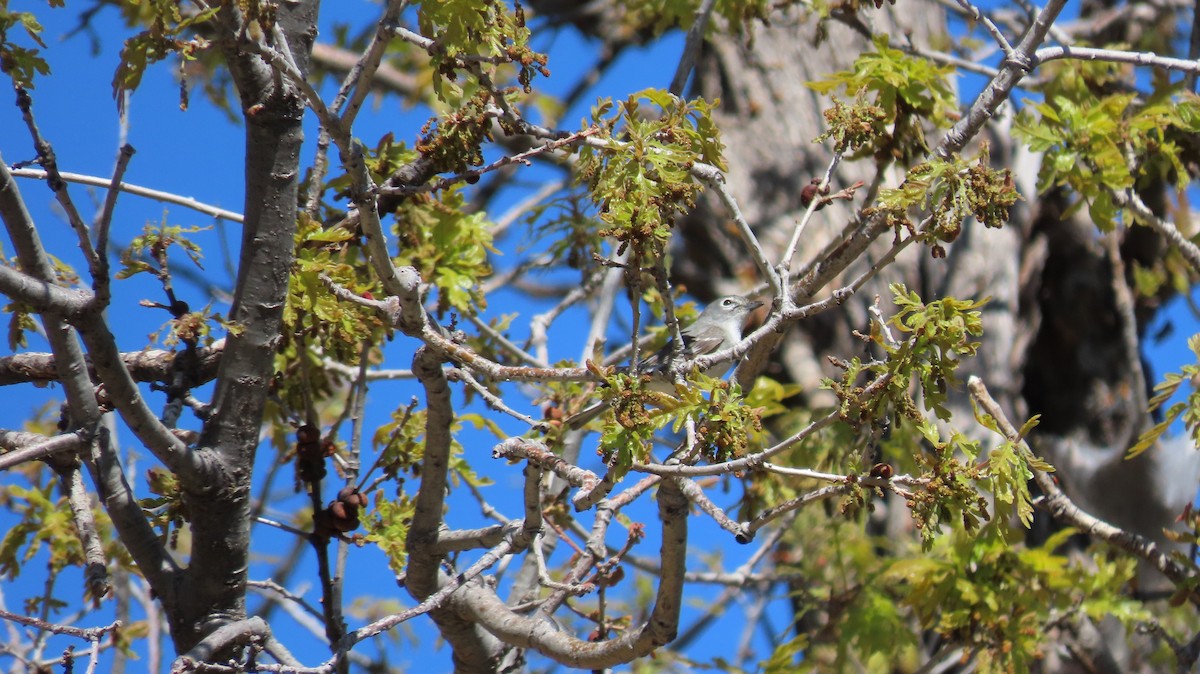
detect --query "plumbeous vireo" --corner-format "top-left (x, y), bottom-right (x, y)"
top-left (566, 295), bottom-right (762, 429)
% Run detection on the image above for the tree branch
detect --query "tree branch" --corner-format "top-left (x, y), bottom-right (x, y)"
top-left (170, 617), bottom-right (297, 672)
top-left (1035, 44), bottom-right (1200, 74)
top-left (938, 0), bottom-right (1068, 156)
top-left (0, 263), bottom-right (92, 316)
top-left (9, 168), bottom-right (244, 223)
top-left (405, 345), bottom-right (501, 669)
top-left (454, 478), bottom-right (688, 668)
top-left (0, 430), bottom-right (84, 470)
top-left (53, 461), bottom-right (111, 602)
top-left (0, 341), bottom-right (223, 387)
top-left (1, 148), bottom-right (180, 602)
top-left (967, 376), bottom-right (1200, 602)
top-left (0, 609), bottom-right (119, 642)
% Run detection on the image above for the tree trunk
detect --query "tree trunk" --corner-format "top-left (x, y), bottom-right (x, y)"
top-left (168, 0), bottom-right (318, 656)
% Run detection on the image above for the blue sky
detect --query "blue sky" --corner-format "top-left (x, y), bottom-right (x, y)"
top-left (3, 2), bottom-right (1200, 672)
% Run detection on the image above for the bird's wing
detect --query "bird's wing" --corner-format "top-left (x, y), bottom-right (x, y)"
top-left (638, 331), bottom-right (721, 373)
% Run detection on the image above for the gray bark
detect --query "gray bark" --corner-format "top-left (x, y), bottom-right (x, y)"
top-left (166, 0), bottom-right (318, 656)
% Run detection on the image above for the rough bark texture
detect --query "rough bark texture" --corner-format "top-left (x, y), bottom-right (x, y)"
top-left (166, 1), bottom-right (318, 656)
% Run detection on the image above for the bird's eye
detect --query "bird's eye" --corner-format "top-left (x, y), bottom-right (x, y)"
top-left (723, 298), bottom-right (734, 307)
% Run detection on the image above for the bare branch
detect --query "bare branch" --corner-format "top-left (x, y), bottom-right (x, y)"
top-left (669, 0), bottom-right (717, 96)
top-left (93, 144), bottom-right (136, 304)
top-left (0, 263), bottom-right (92, 316)
top-left (2, 147), bottom-right (181, 595)
top-left (780, 152), bottom-right (845, 275)
top-left (1035, 44), bottom-right (1200, 74)
top-left (171, 617), bottom-right (295, 672)
top-left (447, 367), bottom-right (548, 430)
top-left (491, 437), bottom-right (602, 499)
top-left (692, 163), bottom-right (784, 299)
top-left (9, 168), bottom-right (244, 223)
top-left (0, 341), bottom-right (223, 387)
top-left (0, 430), bottom-right (85, 470)
top-left (938, 0), bottom-right (1069, 156)
top-left (53, 461), bottom-right (111, 602)
top-left (0, 609), bottom-right (119, 642)
top-left (453, 479), bottom-right (688, 669)
top-left (950, 0), bottom-right (1015, 57)
top-left (336, 0), bottom-right (407, 128)
top-left (12, 86), bottom-right (99, 274)
top-left (404, 345), bottom-right (501, 666)
top-left (1118, 189), bottom-right (1200, 276)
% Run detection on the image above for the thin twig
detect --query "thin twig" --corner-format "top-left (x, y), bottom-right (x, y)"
top-left (780, 152), bottom-right (844, 275)
top-left (9, 168), bottom-right (244, 222)
top-left (669, 0), bottom-right (718, 96)
top-left (447, 367), bottom-right (549, 430)
top-left (1118, 189), bottom-right (1200, 275)
top-left (952, 0), bottom-right (1015, 58)
top-left (0, 609), bottom-right (119, 642)
top-left (94, 144), bottom-right (136, 302)
top-left (1035, 44), bottom-right (1200, 74)
top-left (691, 163), bottom-right (783, 299)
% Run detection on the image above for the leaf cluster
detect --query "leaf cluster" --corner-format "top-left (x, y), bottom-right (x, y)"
top-left (393, 187), bottom-right (497, 314)
top-left (884, 530), bottom-right (1147, 674)
top-left (815, 91), bottom-right (888, 155)
top-left (903, 421), bottom-right (991, 545)
top-left (0, 475), bottom-right (129, 611)
top-left (690, 376), bottom-right (764, 463)
top-left (1129, 333), bottom-right (1200, 460)
top-left (330, 129), bottom-right (497, 316)
top-left (970, 410), bottom-right (1051, 528)
top-left (4, 299), bottom-right (37, 351)
top-left (596, 373), bottom-right (675, 480)
top-left (0, 482), bottom-right (86, 582)
top-left (140, 466), bottom-right (188, 549)
top-left (828, 283), bottom-right (986, 425)
top-left (118, 219), bottom-right (208, 281)
top-left (874, 149), bottom-right (1019, 257)
top-left (287, 213), bottom-right (387, 363)
top-left (415, 90), bottom-right (494, 175)
top-left (120, 219), bottom-right (229, 347)
top-left (372, 403), bottom-right (488, 490)
top-left (365, 491), bottom-right (416, 575)
top-left (0, 6), bottom-right (53, 87)
top-left (821, 286), bottom-right (1040, 547)
top-left (884, 284), bottom-right (986, 419)
top-left (416, 0), bottom-right (547, 98)
top-left (111, 1), bottom-right (216, 102)
top-left (577, 90), bottom-right (724, 262)
top-left (1013, 60), bottom-right (1200, 230)
top-left (808, 35), bottom-right (956, 159)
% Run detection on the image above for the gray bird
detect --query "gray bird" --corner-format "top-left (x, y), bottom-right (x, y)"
top-left (566, 295), bottom-right (763, 429)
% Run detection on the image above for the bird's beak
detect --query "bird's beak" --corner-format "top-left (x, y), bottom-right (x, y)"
top-left (749, 300), bottom-right (764, 310)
